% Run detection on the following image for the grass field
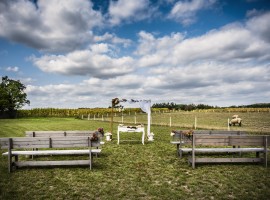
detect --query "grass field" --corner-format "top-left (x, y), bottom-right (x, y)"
top-left (105, 111), bottom-right (270, 133)
top-left (0, 115), bottom-right (270, 200)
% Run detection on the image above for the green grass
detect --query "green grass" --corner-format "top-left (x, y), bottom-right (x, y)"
top-left (0, 117), bottom-right (270, 200)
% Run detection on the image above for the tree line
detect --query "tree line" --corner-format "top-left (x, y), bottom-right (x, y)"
top-left (152, 102), bottom-right (270, 111)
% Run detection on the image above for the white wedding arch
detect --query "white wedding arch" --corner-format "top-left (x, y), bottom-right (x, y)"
top-left (111, 98), bottom-right (152, 138)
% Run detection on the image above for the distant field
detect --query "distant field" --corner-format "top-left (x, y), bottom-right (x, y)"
top-left (0, 117), bottom-right (269, 199)
top-left (101, 111), bottom-right (270, 133)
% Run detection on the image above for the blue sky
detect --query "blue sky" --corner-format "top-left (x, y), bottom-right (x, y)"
top-left (0, 0), bottom-right (270, 109)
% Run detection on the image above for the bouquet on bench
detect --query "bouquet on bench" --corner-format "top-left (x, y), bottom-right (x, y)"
top-left (171, 130), bottom-right (194, 142)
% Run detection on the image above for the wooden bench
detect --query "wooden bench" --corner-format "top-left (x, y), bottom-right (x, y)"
top-left (25, 130), bottom-right (104, 143)
top-left (188, 135), bottom-right (269, 168)
top-left (0, 136), bottom-right (101, 172)
top-left (170, 130), bottom-right (247, 158)
top-left (25, 130), bottom-right (104, 156)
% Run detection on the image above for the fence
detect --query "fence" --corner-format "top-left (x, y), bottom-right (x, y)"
top-left (82, 111), bottom-right (270, 133)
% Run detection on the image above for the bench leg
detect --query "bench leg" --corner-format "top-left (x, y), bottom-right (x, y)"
top-left (8, 154), bottom-right (12, 173)
top-left (179, 150), bottom-right (183, 159)
top-left (8, 139), bottom-right (13, 173)
top-left (89, 150), bottom-right (92, 170)
top-left (176, 144), bottom-right (180, 157)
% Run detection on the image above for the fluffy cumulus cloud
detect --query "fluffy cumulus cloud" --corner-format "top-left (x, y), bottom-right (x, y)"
top-left (94, 32), bottom-right (132, 47)
top-left (137, 12), bottom-right (270, 68)
top-left (168, 0), bottom-right (216, 25)
top-left (0, 0), bottom-right (103, 52)
top-left (108, 0), bottom-right (153, 25)
top-left (30, 46), bottom-right (135, 78)
top-left (24, 11), bottom-right (270, 107)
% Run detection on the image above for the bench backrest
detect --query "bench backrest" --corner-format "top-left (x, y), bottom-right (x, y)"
top-left (25, 131), bottom-right (97, 137)
top-left (193, 135), bottom-right (230, 146)
top-left (0, 136), bottom-right (100, 149)
top-left (193, 135), bottom-right (269, 147)
top-left (193, 130), bottom-right (247, 135)
top-left (173, 130), bottom-right (247, 136)
top-left (229, 135), bottom-right (268, 146)
top-left (172, 130), bottom-right (247, 144)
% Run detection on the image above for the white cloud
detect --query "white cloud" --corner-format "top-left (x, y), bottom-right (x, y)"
top-left (24, 61), bottom-right (270, 108)
top-left (6, 66), bottom-right (19, 72)
top-left (168, 0), bottom-right (216, 25)
top-left (23, 11), bottom-right (270, 108)
top-left (0, 0), bottom-right (103, 52)
top-left (30, 48), bottom-right (135, 78)
top-left (137, 12), bottom-right (270, 68)
top-left (246, 11), bottom-right (270, 43)
top-left (108, 0), bottom-right (153, 25)
top-left (93, 32), bottom-right (132, 47)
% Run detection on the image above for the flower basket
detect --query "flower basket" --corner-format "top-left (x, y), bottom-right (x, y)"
top-left (105, 132), bottom-right (112, 141)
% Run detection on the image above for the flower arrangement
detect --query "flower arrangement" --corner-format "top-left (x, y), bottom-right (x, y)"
top-left (182, 130), bottom-right (193, 140)
top-left (90, 132), bottom-right (99, 141)
top-left (171, 130), bottom-right (193, 141)
top-left (97, 127), bottom-right (104, 137)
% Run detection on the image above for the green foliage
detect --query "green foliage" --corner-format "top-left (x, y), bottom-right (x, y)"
top-left (152, 102), bottom-right (215, 111)
top-left (153, 102), bottom-right (270, 111)
top-left (0, 76), bottom-right (30, 116)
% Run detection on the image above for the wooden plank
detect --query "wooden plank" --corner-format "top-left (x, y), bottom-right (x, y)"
top-left (195, 135), bottom-right (230, 146)
top-left (25, 131), bottom-right (66, 137)
top-left (50, 137), bottom-right (89, 148)
top-left (189, 157), bottom-right (263, 163)
top-left (12, 138), bottom-right (50, 148)
top-left (50, 137), bottom-right (100, 148)
top-left (229, 136), bottom-right (264, 146)
top-left (14, 160), bottom-right (91, 167)
top-left (1, 137), bottom-right (101, 149)
top-left (174, 130), bottom-right (247, 135)
top-left (2, 149), bottom-right (102, 156)
top-left (25, 131), bottom-right (96, 137)
top-left (180, 147), bottom-right (264, 153)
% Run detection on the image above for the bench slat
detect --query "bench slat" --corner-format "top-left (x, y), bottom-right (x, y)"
top-left (229, 136), bottom-right (265, 146)
top-left (0, 137), bottom-right (100, 149)
top-left (2, 149), bottom-right (101, 156)
top-left (25, 131), bottom-right (97, 137)
top-left (14, 160), bottom-right (91, 167)
top-left (181, 148), bottom-right (264, 153)
top-left (189, 157), bottom-right (263, 163)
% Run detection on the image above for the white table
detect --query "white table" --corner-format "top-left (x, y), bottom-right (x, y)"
top-left (117, 125), bottom-right (145, 145)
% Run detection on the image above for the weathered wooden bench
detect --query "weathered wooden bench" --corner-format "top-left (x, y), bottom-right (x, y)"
top-left (25, 130), bottom-right (104, 156)
top-left (170, 130), bottom-right (247, 158)
top-left (25, 130), bottom-right (105, 144)
top-left (0, 136), bottom-right (101, 172)
top-left (188, 135), bottom-right (269, 168)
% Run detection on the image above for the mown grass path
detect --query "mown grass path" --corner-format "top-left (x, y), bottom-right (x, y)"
top-left (0, 118), bottom-right (269, 200)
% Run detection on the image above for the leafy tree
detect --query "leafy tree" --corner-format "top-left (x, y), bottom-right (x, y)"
top-left (0, 76), bottom-right (30, 118)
